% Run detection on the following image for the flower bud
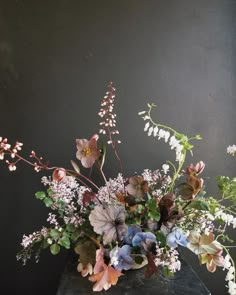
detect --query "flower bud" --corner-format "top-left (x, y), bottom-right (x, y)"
top-left (52, 168), bottom-right (66, 182)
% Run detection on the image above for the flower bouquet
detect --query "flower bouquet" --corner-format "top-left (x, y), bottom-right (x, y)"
top-left (1, 83), bottom-right (236, 294)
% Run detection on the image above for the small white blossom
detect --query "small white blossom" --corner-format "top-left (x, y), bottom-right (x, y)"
top-left (144, 122), bottom-right (150, 132)
top-left (162, 164), bottom-right (170, 174)
top-left (227, 145), bottom-right (236, 156)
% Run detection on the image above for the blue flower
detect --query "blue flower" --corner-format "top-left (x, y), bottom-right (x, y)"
top-left (166, 228), bottom-right (189, 249)
top-left (132, 232), bottom-right (157, 252)
top-left (124, 225), bottom-right (142, 245)
top-left (110, 245), bottom-right (134, 271)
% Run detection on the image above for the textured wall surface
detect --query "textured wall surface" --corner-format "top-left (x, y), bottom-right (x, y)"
top-left (0, 1), bottom-right (235, 294)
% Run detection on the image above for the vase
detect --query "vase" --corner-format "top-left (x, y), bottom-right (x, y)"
top-left (56, 252), bottom-right (211, 295)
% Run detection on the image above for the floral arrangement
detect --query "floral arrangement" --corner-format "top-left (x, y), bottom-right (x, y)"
top-left (1, 82), bottom-right (236, 294)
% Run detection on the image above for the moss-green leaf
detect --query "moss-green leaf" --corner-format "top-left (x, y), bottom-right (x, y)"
top-left (50, 244), bottom-right (60, 255)
top-left (50, 229), bottom-right (60, 239)
top-left (43, 197), bottom-right (53, 207)
top-left (58, 236), bottom-right (71, 249)
top-left (35, 191), bottom-right (46, 200)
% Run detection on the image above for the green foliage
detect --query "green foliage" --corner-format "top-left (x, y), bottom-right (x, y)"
top-left (189, 199), bottom-right (209, 211)
top-left (216, 176), bottom-right (236, 203)
top-left (50, 244), bottom-right (60, 255)
top-left (58, 236), bottom-right (71, 249)
top-left (155, 231), bottom-right (166, 248)
top-left (162, 266), bottom-right (174, 277)
top-left (146, 199), bottom-right (160, 221)
top-left (43, 197), bottom-right (53, 207)
top-left (49, 229), bottom-right (60, 239)
top-left (35, 191), bottom-right (46, 200)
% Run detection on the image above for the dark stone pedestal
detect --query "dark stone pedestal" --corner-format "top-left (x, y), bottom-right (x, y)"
top-left (57, 254), bottom-right (211, 295)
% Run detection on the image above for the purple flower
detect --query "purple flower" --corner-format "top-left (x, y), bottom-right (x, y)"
top-left (124, 225), bottom-right (142, 245)
top-left (110, 245), bottom-right (134, 271)
top-left (166, 228), bottom-right (189, 249)
top-left (132, 232), bottom-right (157, 252)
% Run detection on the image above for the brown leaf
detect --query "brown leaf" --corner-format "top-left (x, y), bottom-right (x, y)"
top-left (89, 265), bottom-right (123, 292)
top-left (145, 251), bottom-right (158, 278)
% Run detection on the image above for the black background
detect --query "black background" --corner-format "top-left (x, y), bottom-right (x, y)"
top-left (0, 1), bottom-right (235, 294)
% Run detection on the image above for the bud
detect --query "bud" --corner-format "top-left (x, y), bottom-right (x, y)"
top-left (52, 168), bottom-right (66, 182)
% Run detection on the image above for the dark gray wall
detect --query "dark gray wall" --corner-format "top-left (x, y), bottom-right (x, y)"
top-left (0, 1), bottom-right (235, 294)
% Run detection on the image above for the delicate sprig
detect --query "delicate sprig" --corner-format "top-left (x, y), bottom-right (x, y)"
top-left (98, 82), bottom-right (123, 174)
top-left (139, 103), bottom-right (202, 192)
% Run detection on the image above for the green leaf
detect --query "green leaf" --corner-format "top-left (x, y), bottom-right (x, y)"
top-left (43, 197), bottom-right (53, 207)
top-left (49, 229), bottom-right (60, 239)
top-left (58, 236), bottom-right (71, 249)
top-left (47, 188), bottom-right (54, 196)
top-left (162, 266), bottom-right (174, 277)
top-left (42, 238), bottom-right (49, 249)
top-left (190, 199), bottom-right (209, 211)
top-left (196, 190), bottom-right (206, 198)
top-left (66, 223), bottom-right (76, 232)
top-left (50, 244), bottom-right (60, 255)
top-left (35, 191), bottom-right (46, 200)
top-left (98, 143), bottom-right (106, 169)
top-left (70, 231), bottom-right (81, 242)
top-left (156, 231), bottom-right (166, 248)
top-left (134, 255), bottom-right (144, 264)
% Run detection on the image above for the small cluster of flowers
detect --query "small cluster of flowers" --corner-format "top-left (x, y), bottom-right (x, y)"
top-left (224, 255), bottom-right (236, 295)
top-left (142, 119), bottom-right (184, 162)
top-left (155, 247), bottom-right (181, 273)
top-left (0, 137), bottom-right (23, 170)
top-left (98, 82), bottom-right (120, 145)
top-left (215, 210), bottom-right (236, 228)
top-left (227, 145), bottom-right (236, 156)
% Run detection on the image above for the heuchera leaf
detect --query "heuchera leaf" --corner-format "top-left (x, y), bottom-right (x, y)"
top-left (74, 240), bottom-right (96, 266)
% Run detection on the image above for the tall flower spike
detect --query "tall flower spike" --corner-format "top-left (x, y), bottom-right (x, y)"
top-left (98, 82), bottom-right (121, 145)
top-left (98, 82), bottom-right (123, 174)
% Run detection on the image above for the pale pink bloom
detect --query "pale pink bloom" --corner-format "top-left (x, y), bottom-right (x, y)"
top-left (76, 134), bottom-right (100, 168)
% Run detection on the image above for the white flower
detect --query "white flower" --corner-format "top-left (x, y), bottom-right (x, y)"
top-left (226, 266), bottom-right (235, 281)
top-left (227, 145), bottom-right (236, 156)
top-left (224, 255), bottom-right (232, 270)
top-left (228, 280), bottom-right (236, 295)
top-left (148, 126), bottom-right (154, 136)
top-left (153, 126), bottom-right (159, 137)
top-left (164, 131), bottom-right (170, 143)
top-left (233, 218), bottom-right (236, 229)
top-left (162, 164), bottom-right (170, 174)
top-left (144, 122), bottom-right (150, 132)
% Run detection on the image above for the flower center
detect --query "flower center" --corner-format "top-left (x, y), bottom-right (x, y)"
top-left (82, 147), bottom-right (92, 157)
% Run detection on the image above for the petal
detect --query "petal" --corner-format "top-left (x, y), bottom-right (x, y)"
top-left (81, 156), bottom-right (95, 168)
top-left (166, 232), bottom-right (178, 248)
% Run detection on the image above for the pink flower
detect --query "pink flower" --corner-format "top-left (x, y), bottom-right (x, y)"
top-left (76, 134), bottom-right (100, 168)
top-left (200, 249), bottom-right (225, 272)
top-left (185, 161), bottom-right (205, 176)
